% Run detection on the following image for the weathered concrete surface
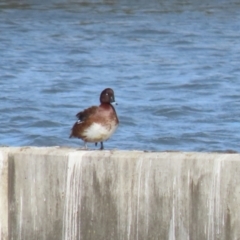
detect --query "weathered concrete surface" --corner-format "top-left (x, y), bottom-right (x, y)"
top-left (1, 147), bottom-right (240, 240)
top-left (0, 148), bottom-right (9, 240)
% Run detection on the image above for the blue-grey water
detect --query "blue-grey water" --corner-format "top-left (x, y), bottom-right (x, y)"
top-left (1, 0), bottom-right (240, 152)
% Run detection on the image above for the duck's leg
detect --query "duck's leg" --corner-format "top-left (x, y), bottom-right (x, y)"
top-left (84, 142), bottom-right (88, 150)
top-left (95, 142), bottom-right (98, 147)
top-left (100, 142), bottom-right (104, 150)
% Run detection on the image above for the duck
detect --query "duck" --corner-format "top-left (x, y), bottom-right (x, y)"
top-left (70, 88), bottom-right (119, 150)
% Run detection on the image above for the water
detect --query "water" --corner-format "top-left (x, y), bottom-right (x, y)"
top-left (1, 0), bottom-right (240, 152)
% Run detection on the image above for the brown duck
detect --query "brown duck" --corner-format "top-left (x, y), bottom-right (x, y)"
top-left (70, 88), bottom-right (119, 150)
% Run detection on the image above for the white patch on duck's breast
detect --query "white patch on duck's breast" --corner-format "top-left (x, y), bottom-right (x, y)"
top-left (83, 122), bottom-right (118, 142)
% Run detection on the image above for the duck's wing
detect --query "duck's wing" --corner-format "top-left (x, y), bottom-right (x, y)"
top-left (76, 106), bottom-right (98, 122)
top-left (70, 106), bottom-right (98, 139)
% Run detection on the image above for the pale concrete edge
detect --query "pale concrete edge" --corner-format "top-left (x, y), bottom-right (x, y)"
top-left (0, 148), bottom-right (10, 240)
top-left (0, 146), bottom-right (239, 159)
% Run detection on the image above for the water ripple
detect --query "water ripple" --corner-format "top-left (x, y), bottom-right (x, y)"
top-left (1, 0), bottom-right (240, 151)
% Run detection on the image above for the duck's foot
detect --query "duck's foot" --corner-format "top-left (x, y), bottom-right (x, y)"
top-left (100, 142), bottom-right (104, 150)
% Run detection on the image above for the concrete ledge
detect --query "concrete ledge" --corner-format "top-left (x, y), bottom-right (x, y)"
top-left (1, 147), bottom-right (240, 240)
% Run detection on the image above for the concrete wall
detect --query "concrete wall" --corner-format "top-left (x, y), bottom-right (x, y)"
top-left (1, 147), bottom-right (240, 240)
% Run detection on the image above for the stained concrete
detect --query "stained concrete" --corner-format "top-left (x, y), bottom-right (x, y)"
top-left (1, 147), bottom-right (240, 240)
top-left (0, 148), bottom-right (9, 240)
